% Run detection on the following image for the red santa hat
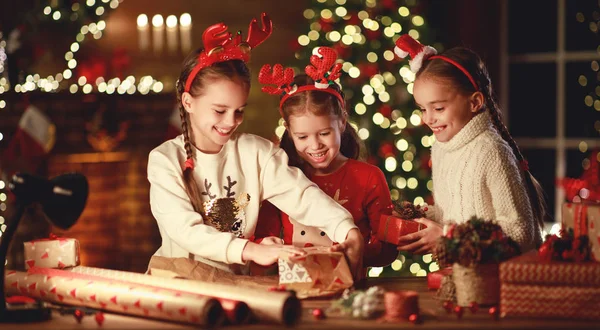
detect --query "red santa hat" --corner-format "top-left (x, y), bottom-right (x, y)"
top-left (1, 105), bottom-right (55, 175)
top-left (394, 34), bottom-right (437, 73)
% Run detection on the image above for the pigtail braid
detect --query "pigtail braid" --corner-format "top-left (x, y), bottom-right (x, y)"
top-left (482, 78), bottom-right (549, 229)
top-left (176, 81), bottom-right (205, 214)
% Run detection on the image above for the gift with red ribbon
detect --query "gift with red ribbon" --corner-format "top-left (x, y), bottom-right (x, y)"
top-left (23, 234), bottom-right (80, 269)
top-left (278, 246), bottom-right (353, 299)
top-left (376, 214), bottom-right (426, 245)
top-left (561, 202), bottom-right (600, 261)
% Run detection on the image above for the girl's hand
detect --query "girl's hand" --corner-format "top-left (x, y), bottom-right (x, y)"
top-left (259, 236), bottom-right (284, 245)
top-left (242, 242), bottom-right (305, 266)
top-left (396, 218), bottom-right (442, 254)
top-left (330, 228), bottom-right (364, 281)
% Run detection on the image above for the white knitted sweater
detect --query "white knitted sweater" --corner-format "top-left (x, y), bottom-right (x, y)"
top-left (427, 111), bottom-right (542, 252)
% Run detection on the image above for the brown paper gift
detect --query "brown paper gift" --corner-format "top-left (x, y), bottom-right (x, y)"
top-left (500, 283), bottom-right (600, 320)
top-left (23, 236), bottom-right (80, 269)
top-left (561, 202), bottom-right (600, 261)
top-left (4, 269), bottom-right (224, 327)
top-left (278, 246), bottom-right (353, 299)
top-left (78, 258), bottom-right (301, 326)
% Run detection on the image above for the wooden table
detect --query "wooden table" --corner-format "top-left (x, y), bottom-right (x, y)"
top-left (1, 278), bottom-right (597, 329)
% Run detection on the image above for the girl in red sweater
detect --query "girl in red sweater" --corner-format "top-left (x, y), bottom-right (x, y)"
top-left (254, 47), bottom-right (398, 269)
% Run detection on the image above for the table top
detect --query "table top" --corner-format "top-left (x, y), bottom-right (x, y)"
top-left (1, 278), bottom-right (597, 329)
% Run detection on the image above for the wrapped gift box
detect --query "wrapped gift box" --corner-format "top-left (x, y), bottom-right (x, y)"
top-left (562, 202), bottom-right (600, 261)
top-left (376, 214), bottom-right (426, 245)
top-left (23, 236), bottom-right (80, 269)
top-left (278, 246), bottom-right (353, 298)
top-left (501, 283), bottom-right (600, 320)
top-left (499, 250), bottom-right (600, 320)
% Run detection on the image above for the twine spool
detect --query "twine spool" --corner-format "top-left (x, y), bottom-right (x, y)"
top-left (452, 263), bottom-right (499, 307)
top-left (379, 290), bottom-right (419, 321)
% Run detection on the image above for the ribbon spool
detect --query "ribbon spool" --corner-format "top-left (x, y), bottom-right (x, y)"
top-left (379, 290), bottom-right (419, 321)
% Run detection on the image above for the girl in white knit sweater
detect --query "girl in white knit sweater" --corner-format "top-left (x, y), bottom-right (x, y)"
top-left (391, 35), bottom-right (546, 254)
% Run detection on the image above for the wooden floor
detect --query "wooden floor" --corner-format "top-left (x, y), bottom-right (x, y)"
top-left (1, 277), bottom-right (597, 329)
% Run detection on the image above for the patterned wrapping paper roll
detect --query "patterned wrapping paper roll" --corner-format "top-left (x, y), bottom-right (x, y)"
top-left (70, 263), bottom-right (302, 326)
top-left (68, 266), bottom-right (251, 324)
top-left (4, 269), bottom-right (224, 327)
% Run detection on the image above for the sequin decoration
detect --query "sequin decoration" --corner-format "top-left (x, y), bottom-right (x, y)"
top-left (203, 192), bottom-right (250, 237)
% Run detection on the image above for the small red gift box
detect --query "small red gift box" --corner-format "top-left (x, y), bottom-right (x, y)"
top-left (376, 215), bottom-right (426, 245)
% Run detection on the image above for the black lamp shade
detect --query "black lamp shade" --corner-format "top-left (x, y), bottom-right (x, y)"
top-left (9, 173), bottom-right (89, 229)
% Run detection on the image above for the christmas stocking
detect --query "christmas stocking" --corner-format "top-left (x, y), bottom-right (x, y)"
top-left (1, 105), bottom-right (55, 176)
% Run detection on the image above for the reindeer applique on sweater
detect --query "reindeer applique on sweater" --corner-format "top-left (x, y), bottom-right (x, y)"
top-left (201, 176), bottom-right (250, 238)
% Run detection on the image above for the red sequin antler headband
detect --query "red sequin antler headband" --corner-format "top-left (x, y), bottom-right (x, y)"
top-left (393, 34), bottom-right (478, 91)
top-left (184, 13), bottom-right (273, 93)
top-left (259, 47), bottom-right (345, 112)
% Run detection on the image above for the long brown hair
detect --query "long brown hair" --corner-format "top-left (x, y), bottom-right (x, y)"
top-left (175, 49), bottom-right (251, 213)
top-left (279, 74), bottom-right (361, 173)
top-left (417, 48), bottom-right (550, 228)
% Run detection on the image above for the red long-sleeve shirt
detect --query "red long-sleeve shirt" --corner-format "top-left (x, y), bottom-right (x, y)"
top-left (255, 159), bottom-right (397, 268)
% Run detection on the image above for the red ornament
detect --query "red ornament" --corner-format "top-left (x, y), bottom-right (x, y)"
top-left (364, 28), bottom-right (381, 41)
top-left (469, 302), bottom-right (479, 313)
top-left (333, 43), bottom-right (351, 59)
top-left (95, 312), bottom-right (105, 326)
top-left (408, 313), bottom-right (420, 323)
top-left (442, 300), bottom-right (453, 313)
top-left (489, 306), bottom-right (499, 320)
top-left (347, 13), bottom-right (361, 25)
top-left (73, 309), bottom-right (84, 323)
top-left (379, 104), bottom-right (392, 118)
top-left (382, 0), bottom-right (396, 10)
top-left (289, 38), bottom-right (302, 52)
top-left (454, 306), bottom-right (463, 319)
top-left (379, 142), bottom-right (395, 157)
top-left (312, 308), bottom-right (326, 320)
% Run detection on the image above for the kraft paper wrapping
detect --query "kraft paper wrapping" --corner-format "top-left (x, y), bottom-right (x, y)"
top-left (278, 246), bottom-right (353, 299)
top-left (4, 269), bottom-right (224, 327)
top-left (72, 260), bottom-right (302, 326)
top-left (23, 237), bottom-right (80, 269)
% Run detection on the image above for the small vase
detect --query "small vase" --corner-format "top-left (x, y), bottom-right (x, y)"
top-left (452, 263), bottom-right (500, 307)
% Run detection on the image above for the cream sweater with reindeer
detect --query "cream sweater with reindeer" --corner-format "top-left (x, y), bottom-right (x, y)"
top-left (427, 111), bottom-right (542, 252)
top-left (147, 133), bottom-right (357, 273)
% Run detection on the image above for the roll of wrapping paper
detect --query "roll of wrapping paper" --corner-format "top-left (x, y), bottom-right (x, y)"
top-left (69, 265), bottom-right (302, 325)
top-left (68, 267), bottom-right (251, 325)
top-left (4, 269), bottom-right (224, 327)
top-left (379, 290), bottom-right (419, 321)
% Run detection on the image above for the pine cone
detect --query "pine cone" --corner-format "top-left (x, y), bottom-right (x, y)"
top-left (393, 201), bottom-right (426, 219)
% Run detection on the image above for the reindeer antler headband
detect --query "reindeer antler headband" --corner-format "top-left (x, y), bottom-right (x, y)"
top-left (259, 47), bottom-right (345, 112)
top-left (394, 34), bottom-right (478, 91)
top-left (184, 13), bottom-right (273, 93)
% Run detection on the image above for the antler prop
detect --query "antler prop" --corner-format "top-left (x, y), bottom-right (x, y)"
top-left (305, 47), bottom-right (342, 88)
top-left (184, 13), bottom-right (273, 93)
top-left (258, 64), bottom-right (295, 95)
top-left (246, 13), bottom-right (273, 49)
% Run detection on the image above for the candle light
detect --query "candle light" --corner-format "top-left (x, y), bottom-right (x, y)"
top-left (179, 13), bottom-right (192, 54)
top-left (136, 14), bottom-right (149, 51)
top-left (152, 14), bottom-right (164, 55)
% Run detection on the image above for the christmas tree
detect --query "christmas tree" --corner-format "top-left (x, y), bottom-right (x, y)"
top-left (280, 0), bottom-right (438, 277)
